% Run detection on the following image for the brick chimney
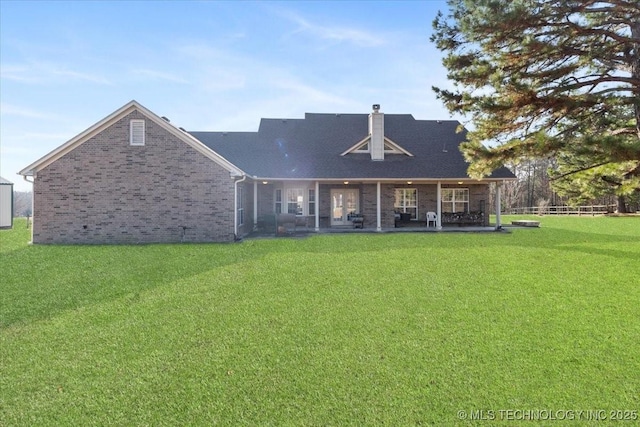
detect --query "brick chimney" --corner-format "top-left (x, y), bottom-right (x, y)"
top-left (369, 104), bottom-right (384, 161)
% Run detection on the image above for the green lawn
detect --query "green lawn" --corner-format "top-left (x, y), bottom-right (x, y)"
top-left (1, 217), bottom-right (639, 425)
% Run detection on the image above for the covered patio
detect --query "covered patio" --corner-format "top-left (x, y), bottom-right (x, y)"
top-left (240, 179), bottom-right (507, 237)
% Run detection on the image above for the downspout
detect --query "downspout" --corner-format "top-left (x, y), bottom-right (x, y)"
top-left (234, 174), bottom-right (247, 240)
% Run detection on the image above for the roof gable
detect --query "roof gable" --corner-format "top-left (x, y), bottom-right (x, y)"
top-left (340, 135), bottom-right (413, 157)
top-left (19, 101), bottom-right (244, 177)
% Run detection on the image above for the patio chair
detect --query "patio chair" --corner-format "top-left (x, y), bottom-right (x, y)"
top-left (426, 211), bottom-right (437, 228)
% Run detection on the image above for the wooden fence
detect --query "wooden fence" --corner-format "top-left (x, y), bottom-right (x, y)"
top-left (509, 205), bottom-right (616, 215)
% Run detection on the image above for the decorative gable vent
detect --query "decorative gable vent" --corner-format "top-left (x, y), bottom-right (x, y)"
top-left (130, 119), bottom-right (145, 146)
top-left (340, 105), bottom-right (414, 158)
top-left (347, 139), bottom-right (410, 155)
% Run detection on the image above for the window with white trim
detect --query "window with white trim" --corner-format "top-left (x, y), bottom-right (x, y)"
top-left (394, 188), bottom-right (418, 219)
top-left (286, 188), bottom-right (304, 215)
top-left (237, 186), bottom-right (245, 226)
top-left (274, 189), bottom-right (282, 214)
top-left (130, 119), bottom-right (145, 146)
top-left (441, 188), bottom-right (469, 213)
top-left (308, 188), bottom-right (316, 215)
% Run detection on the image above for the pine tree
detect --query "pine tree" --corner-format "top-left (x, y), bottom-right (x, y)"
top-left (431, 0), bottom-right (640, 210)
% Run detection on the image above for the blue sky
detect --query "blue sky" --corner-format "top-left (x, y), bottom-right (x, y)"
top-left (1, 0), bottom-right (455, 191)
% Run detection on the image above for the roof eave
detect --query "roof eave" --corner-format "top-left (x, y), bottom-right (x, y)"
top-left (250, 176), bottom-right (517, 182)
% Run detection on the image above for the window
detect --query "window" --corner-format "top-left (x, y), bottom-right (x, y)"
top-left (237, 186), bottom-right (244, 226)
top-left (274, 189), bottom-right (282, 214)
top-left (130, 119), bottom-right (145, 146)
top-left (276, 186), bottom-right (311, 215)
top-left (286, 188), bottom-right (304, 215)
top-left (308, 188), bottom-right (316, 215)
top-left (394, 188), bottom-right (418, 219)
top-left (441, 188), bottom-right (469, 213)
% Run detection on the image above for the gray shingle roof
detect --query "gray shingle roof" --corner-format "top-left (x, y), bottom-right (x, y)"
top-left (190, 113), bottom-right (515, 180)
top-left (0, 176), bottom-right (14, 185)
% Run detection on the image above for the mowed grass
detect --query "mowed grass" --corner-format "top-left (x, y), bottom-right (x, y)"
top-left (1, 217), bottom-right (639, 425)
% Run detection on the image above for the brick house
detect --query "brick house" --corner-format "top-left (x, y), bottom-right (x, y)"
top-left (20, 101), bottom-right (515, 244)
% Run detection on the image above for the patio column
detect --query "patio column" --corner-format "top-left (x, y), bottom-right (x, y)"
top-left (315, 181), bottom-right (320, 232)
top-left (253, 180), bottom-right (258, 231)
top-left (376, 181), bottom-right (382, 231)
top-left (495, 181), bottom-right (502, 230)
top-left (436, 181), bottom-right (442, 229)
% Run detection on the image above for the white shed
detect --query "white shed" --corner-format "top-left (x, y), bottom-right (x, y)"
top-left (0, 177), bottom-right (14, 229)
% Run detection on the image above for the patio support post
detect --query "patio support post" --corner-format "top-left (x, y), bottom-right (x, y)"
top-left (315, 181), bottom-right (320, 232)
top-left (253, 180), bottom-right (258, 231)
top-left (436, 181), bottom-right (442, 229)
top-left (495, 181), bottom-right (502, 230)
top-left (376, 181), bottom-right (382, 231)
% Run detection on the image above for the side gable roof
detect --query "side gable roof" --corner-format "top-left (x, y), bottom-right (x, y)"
top-left (19, 100), bottom-right (244, 177)
top-left (192, 113), bottom-right (516, 180)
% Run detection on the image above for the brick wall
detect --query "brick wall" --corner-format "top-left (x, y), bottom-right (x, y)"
top-left (33, 111), bottom-right (236, 244)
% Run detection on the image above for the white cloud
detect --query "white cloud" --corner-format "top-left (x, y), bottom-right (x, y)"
top-left (0, 65), bottom-right (42, 83)
top-left (130, 68), bottom-right (189, 84)
top-left (0, 103), bottom-right (59, 120)
top-left (271, 78), bottom-right (351, 106)
top-left (0, 61), bottom-right (111, 85)
top-left (51, 67), bottom-right (111, 85)
top-left (279, 9), bottom-right (386, 47)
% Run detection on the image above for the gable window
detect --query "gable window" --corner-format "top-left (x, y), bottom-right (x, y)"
top-left (394, 188), bottom-right (418, 219)
top-left (442, 188), bottom-right (469, 213)
top-left (237, 186), bottom-right (245, 226)
top-left (130, 119), bottom-right (145, 146)
top-left (286, 188), bottom-right (304, 215)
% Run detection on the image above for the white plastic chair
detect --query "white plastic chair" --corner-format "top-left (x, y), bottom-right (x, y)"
top-left (426, 211), bottom-right (437, 228)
